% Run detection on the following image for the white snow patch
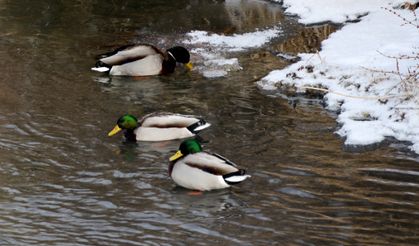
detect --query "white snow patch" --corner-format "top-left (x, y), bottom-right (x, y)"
top-left (259, 1), bottom-right (419, 153)
top-left (202, 70), bottom-right (229, 78)
top-left (272, 0), bottom-right (416, 24)
top-left (183, 27), bottom-right (281, 78)
top-left (185, 28), bottom-right (281, 52)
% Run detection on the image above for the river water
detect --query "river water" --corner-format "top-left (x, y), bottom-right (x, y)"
top-left (0, 0), bottom-right (418, 245)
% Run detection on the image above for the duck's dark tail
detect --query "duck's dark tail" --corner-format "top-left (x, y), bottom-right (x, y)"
top-left (91, 61), bottom-right (111, 73)
top-left (223, 169), bottom-right (251, 185)
top-left (187, 119), bottom-right (211, 134)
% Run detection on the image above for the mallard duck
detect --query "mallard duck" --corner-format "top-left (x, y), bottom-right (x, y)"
top-left (108, 113), bottom-right (210, 142)
top-left (169, 139), bottom-right (250, 191)
top-left (92, 44), bottom-right (193, 76)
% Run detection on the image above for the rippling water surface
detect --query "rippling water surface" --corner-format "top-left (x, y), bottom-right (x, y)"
top-left (0, 1), bottom-right (418, 245)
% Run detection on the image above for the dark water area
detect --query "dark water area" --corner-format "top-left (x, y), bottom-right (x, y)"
top-left (0, 0), bottom-right (418, 245)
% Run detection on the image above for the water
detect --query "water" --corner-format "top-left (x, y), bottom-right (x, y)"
top-left (0, 0), bottom-right (418, 245)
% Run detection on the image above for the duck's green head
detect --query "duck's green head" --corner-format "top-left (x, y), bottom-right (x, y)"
top-left (167, 46), bottom-right (193, 70)
top-left (169, 138), bottom-right (202, 161)
top-left (108, 114), bottom-right (138, 137)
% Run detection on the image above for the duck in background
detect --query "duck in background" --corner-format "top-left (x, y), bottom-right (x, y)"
top-left (92, 44), bottom-right (193, 76)
top-left (108, 113), bottom-right (210, 142)
top-left (169, 139), bottom-right (250, 191)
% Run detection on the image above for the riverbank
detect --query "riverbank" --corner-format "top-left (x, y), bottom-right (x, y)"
top-left (259, 0), bottom-right (419, 154)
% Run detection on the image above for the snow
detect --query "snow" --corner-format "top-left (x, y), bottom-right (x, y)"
top-left (259, 1), bottom-right (419, 153)
top-left (185, 28), bottom-right (281, 52)
top-left (183, 27), bottom-right (281, 78)
top-left (275, 0), bottom-right (412, 24)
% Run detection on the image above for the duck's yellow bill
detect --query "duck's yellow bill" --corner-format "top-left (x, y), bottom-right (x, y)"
top-left (185, 62), bottom-right (193, 70)
top-left (169, 150), bottom-right (183, 161)
top-left (108, 125), bottom-right (122, 136)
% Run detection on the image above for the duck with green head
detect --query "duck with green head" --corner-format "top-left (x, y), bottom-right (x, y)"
top-left (108, 113), bottom-right (211, 142)
top-left (92, 44), bottom-right (193, 76)
top-left (169, 139), bottom-right (250, 191)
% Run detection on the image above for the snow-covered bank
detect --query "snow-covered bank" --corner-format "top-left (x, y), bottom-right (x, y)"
top-left (274, 0), bottom-right (413, 24)
top-left (183, 27), bottom-right (281, 78)
top-left (260, 1), bottom-right (419, 153)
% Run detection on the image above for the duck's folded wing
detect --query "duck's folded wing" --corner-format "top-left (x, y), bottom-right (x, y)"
top-left (96, 44), bottom-right (136, 59)
top-left (208, 152), bottom-right (238, 167)
top-left (99, 45), bottom-right (160, 66)
top-left (140, 113), bottom-right (200, 128)
top-left (183, 153), bottom-right (238, 175)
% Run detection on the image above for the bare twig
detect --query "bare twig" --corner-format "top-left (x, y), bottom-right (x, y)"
top-left (382, 6), bottom-right (419, 29)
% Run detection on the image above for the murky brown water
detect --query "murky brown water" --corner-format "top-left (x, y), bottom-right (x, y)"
top-left (1, 0), bottom-right (418, 245)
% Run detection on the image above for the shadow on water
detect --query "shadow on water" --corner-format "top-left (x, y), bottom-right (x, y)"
top-left (0, 0), bottom-right (418, 245)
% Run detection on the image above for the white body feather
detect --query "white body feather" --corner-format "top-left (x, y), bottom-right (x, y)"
top-left (170, 152), bottom-right (248, 191)
top-left (109, 54), bottom-right (163, 76)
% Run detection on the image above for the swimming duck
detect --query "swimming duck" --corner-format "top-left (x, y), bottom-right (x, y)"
top-left (92, 44), bottom-right (193, 76)
top-left (169, 139), bottom-right (250, 191)
top-left (108, 113), bottom-right (210, 142)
